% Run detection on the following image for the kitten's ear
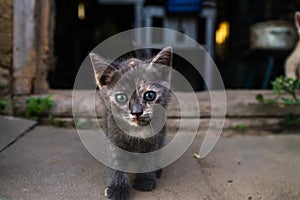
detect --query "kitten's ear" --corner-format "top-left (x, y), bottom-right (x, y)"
top-left (149, 47), bottom-right (173, 86)
top-left (150, 46), bottom-right (173, 67)
top-left (295, 11), bottom-right (300, 30)
top-left (89, 52), bottom-right (118, 88)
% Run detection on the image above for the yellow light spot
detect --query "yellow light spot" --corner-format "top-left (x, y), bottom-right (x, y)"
top-left (78, 3), bottom-right (85, 20)
top-left (216, 21), bottom-right (229, 45)
top-left (278, 102), bottom-right (285, 108)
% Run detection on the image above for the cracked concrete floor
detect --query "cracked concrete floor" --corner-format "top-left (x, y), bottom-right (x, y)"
top-left (0, 126), bottom-right (299, 200)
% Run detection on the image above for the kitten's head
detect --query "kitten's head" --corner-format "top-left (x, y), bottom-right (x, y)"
top-left (90, 47), bottom-right (172, 129)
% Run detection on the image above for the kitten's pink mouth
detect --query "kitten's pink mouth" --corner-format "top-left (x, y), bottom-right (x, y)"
top-left (131, 118), bottom-right (138, 123)
top-left (130, 117), bottom-right (150, 126)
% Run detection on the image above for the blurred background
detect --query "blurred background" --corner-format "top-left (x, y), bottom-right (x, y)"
top-left (48, 0), bottom-right (300, 90)
top-left (1, 0), bottom-right (300, 95)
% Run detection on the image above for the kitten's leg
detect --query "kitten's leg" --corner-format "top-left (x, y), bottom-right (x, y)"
top-left (105, 169), bottom-right (130, 200)
top-left (133, 171), bottom-right (157, 191)
top-left (132, 150), bottom-right (157, 191)
top-left (155, 130), bottom-right (166, 179)
top-left (133, 130), bottom-right (166, 191)
top-left (105, 141), bottom-right (130, 200)
top-left (155, 169), bottom-right (162, 179)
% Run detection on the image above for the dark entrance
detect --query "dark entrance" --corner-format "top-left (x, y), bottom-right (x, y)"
top-left (48, 0), bottom-right (134, 89)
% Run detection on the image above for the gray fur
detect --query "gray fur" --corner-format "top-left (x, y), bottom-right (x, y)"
top-left (90, 47), bottom-right (172, 200)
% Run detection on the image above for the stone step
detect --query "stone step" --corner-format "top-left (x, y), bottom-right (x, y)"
top-left (13, 90), bottom-right (300, 119)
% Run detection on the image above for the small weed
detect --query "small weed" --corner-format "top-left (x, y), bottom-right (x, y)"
top-left (74, 117), bottom-right (93, 129)
top-left (0, 99), bottom-right (8, 113)
top-left (256, 76), bottom-right (300, 127)
top-left (256, 94), bottom-right (276, 105)
top-left (257, 76), bottom-right (300, 107)
top-left (0, 83), bottom-right (8, 114)
top-left (236, 124), bottom-right (246, 132)
top-left (49, 115), bottom-right (68, 127)
top-left (24, 95), bottom-right (52, 120)
top-left (280, 113), bottom-right (300, 126)
top-left (0, 82), bottom-right (5, 90)
top-left (272, 76), bottom-right (300, 100)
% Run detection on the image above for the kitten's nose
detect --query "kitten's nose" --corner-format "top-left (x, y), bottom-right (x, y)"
top-left (131, 105), bottom-right (143, 117)
top-left (131, 109), bottom-right (143, 117)
top-left (129, 93), bottom-right (143, 117)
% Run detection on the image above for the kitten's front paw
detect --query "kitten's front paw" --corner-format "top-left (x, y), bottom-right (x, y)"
top-left (133, 178), bottom-right (156, 191)
top-left (105, 184), bottom-right (130, 200)
top-left (156, 169), bottom-right (163, 179)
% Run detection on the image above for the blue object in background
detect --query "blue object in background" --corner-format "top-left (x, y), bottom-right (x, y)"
top-left (166, 0), bottom-right (202, 13)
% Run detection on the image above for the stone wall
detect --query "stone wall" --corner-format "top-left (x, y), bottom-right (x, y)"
top-left (0, 0), bottom-right (13, 114)
top-left (0, 0), bottom-right (54, 115)
top-left (13, 0), bottom-right (53, 95)
top-left (13, 90), bottom-right (300, 130)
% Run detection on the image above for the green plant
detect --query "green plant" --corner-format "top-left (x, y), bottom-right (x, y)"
top-left (256, 76), bottom-right (300, 127)
top-left (272, 76), bottom-right (300, 102)
top-left (0, 99), bottom-right (8, 113)
top-left (256, 76), bottom-right (300, 107)
top-left (0, 82), bottom-right (5, 90)
top-left (74, 117), bottom-right (93, 129)
top-left (256, 94), bottom-right (276, 105)
top-left (24, 95), bottom-right (52, 120)
top-left (280, 113), bottom-right (300, 126)
top-left (48, 115), bottom-right (68, 127)
top-left (236, 124), bottom-right (246, 132)
top-left (0, 82), bottom-right (8, 113)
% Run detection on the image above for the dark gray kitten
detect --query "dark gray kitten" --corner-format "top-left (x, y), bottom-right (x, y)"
top-left (90, 47), bottom-right (172, 200)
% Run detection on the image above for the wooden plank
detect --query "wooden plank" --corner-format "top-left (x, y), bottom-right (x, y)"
top-left (13, 90), bottom-right (300, 118)
top-left (41, 117), bottom-right (284, 132)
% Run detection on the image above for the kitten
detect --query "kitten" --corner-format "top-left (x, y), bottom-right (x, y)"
top-left (285, 11), bottom-right (300, 79)
top-left (90, 47), bottom-right (172, 200)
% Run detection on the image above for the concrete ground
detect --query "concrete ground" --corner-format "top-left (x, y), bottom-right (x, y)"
top-left (0, 118), bottom-right (299, 200)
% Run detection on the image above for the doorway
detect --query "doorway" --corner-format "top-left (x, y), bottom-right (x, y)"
top-left (48, 0), bottom-right (135, 89)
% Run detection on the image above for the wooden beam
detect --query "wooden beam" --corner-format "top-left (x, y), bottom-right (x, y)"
top-left (13, 0), bottom-right (37, 95)
top-left (34, 0), bottom-right (53, 94)
top-left (13, 90), bottom-right (300, 118)
top-left (13, 0), bottom-right (53, 95)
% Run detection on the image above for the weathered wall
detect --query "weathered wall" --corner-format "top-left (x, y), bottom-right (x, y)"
top-left (0, 0), bottom-right (13, 114)
top-left (13, 0), bottom-right (53, 95)
top-left (13, 90), bottom-right (300, 130)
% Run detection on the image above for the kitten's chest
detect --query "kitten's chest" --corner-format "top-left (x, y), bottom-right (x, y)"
top-left (105, 118), bottom-right (159, 153)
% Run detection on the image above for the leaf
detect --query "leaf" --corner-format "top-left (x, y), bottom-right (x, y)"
top-left (281, 113), bottom-right (300, 126)
top-left (23, 96), bottom-right (53, 120)
top-left (256, 94), bottom-right (264, 104)
top-left (236, 124), bottom-right (246, 131)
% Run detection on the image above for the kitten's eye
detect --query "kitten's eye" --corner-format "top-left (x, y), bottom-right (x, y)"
top-left (144, 91), bottom-right (156, 102)
top-left (115, 93), bottom-right (128, 103)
